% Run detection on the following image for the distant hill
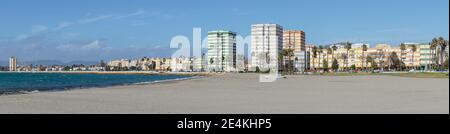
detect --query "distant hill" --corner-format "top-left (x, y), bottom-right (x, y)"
top-left (0, 61), bottom-right (6, 66)
top-left (0, 60), bottom-right (99, 66)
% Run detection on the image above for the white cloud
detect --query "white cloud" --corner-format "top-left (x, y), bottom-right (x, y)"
top-left (81, 40), bottom-right (102, 50)
top-left (78, 15), bottom-right (113, 24)
top-left (56, 44), bottom-right (75, 51)
top-left (56, 21), bottom-right (74, 29)
top-left (115, 9), bottom-right (146, 19)
top-left (13, 25), bottom-right (48, 41)
top-left (14, 34), bottom-right (30, 41)
top-left (32, 25), bottom-right (48, 34)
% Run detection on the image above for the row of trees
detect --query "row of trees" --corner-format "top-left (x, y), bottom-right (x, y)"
top-left (304, 37), bottom-right (448, 73)
top-left (311, 42), bottom-right (355, 72)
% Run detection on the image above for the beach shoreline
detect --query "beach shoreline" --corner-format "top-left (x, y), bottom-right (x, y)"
top-left (0, 74), bottom-right (202, 96)
top-left (0, 73), bottom-right (448, 114)
top-left (0, 71), bottom-right (216, 76)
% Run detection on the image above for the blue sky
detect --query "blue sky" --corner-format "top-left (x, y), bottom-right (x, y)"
top-left (0, 0), bottom-right (448, 62)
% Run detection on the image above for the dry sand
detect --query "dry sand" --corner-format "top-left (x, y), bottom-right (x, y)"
top-left (0, 74), bottom-right (448, 114)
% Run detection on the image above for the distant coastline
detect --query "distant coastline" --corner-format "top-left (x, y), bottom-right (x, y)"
top-left (0, 71), bottom-right (215, 76)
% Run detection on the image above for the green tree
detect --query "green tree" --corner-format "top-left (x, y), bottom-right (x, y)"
top-left (332, 45), bottom-right (338, 61)
top-left (400, 43), bottom-right (406, 66)
top-left (362, 44), bottom-right (368, 71)
top-left (444, 58), bottom-right (449, 69)
top-left (312, 46), bottom-right (318, 71)
top-left (430, 39), bottom-right (438, 69)
top-left (437, 37), bottom-right (448, 68)
top-left (350, 64), bottom-right (356, 71)
top-left (280, 49), bottom-right (295, 73)
top-left (366, 56), bottom-right (374, 70)
top-left (345, 42), bottom-right (352, 71)
top-left (318, 45), bottom-right (324, 70)
top-left (411, 44), bottom-right (417, 70)
top-left (327, 47), bottom-right (332, 66)
top-left (430, 37), bottom-right (448, 69)
top-left (332, 59), bottom-right (339, 72)
top-left (323, 59), bottom-right (329, 72)
top-left (389, 52), bottom-right (403, 71)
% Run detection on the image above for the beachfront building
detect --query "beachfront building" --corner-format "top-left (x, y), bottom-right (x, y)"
top-left (282, 30), bottom-right (306, 72)
top-left (419, 43), bottom-right (433, 70)
top-left (171, 57), bottom-right (191, 72)
top-left (401, 43), bottom-right (421, 68)
top-left (308, 43), bottom-right (424, 71)
top-left (283, 30), bottom-right (306, 52)
top-left (207, 30), bottom-right (237, 72)
top-left (310, 43), bottom-right (356, 70)
top-left (9, 56), bottom-right (17, 71)
top-left (353, 44), bottom-right (371, 69)
top-left (107, 59), bottom-right (132, 71)
top-left (293, 51), bottom-right (309, 72)
top-left (192, 56), bottom-right (206, 72)
top-left (250, 24), bottom-right (283, 72)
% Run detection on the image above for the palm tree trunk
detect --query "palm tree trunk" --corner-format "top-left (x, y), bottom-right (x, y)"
top-left (362, 51), bottom-right (365, 71)
top-left (313, 57), bottom-right (315, 71)
top-left (346, 50), bottom-right (349, 71)
top-left (440, 48), bottom-right (445, 68)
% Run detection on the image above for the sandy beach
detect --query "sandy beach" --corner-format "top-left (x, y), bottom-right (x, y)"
top-left (0, 73), bottom-right (448, 114)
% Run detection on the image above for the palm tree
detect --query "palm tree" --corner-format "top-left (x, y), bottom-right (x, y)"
top-left (279, 49), bottom-right (293, 73)
top-left (322, 59), bottom-right (328, 72)
top-left (341, 53), bottom-right (348, 71)
top-left (327, 47), bottom-right (332, 70)
top-left (278, 50), bottom-right (285, 73)
top-left (312, 46), bottom-right (318, 71)
top-left (362, 44), bottom-right (368, 71)
top-left (318, 45), bottom-right (324, 70)
top-left (209, 58), bottom-right (214, 72)
top-left (430, 39), bottom-right (438, 70)
top-left (411, 44), bottom-right (417, 70)
top-left (430, 37), bottom-right (448, 69)
top-left (400, 43), bottom-right (406, 64)
top-left (345, 42), bottom-right (352, 71)
top-left (221, 56), bottom-right (225, 71)
top-left (286, 49), bottom-right (294, 73)
top-left (366, 56), bottom-right (374, 71)
top-left (332, 45), bottom-right (338, 61)
top-left (438, 37), bottom-right (448, 68)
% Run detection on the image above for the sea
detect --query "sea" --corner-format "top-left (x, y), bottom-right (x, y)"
top-left (0, 72), bottom-right (192, 95)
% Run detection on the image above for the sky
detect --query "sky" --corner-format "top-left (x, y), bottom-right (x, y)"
top-left (0, 0), bottom-right (448, 62)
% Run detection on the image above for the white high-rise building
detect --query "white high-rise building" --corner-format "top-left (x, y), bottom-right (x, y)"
top-left (9, 56), bottom-right (17, 71)
top-left (250, 24), bottom-right (283, 72)
top-left (207, 30), bottom-right (237, 72)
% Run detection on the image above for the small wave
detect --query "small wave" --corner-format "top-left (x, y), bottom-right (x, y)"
top-left (133, 76), bottom-right (199, 85)
top-left (19, 90), bottom-right (40, 94)
top-left (0, 90), bottom-right (39, 96)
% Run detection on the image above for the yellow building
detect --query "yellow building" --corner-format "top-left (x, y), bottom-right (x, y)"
top-left (308, 43), bottom-right (422, 70)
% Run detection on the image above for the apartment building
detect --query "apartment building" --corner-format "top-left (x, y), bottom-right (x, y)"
top-left (250, 24), bottom-right (283, 72)
top-left (283, 30), bottom-right (306, 52)
top-left (9, 56), bottom-right (17, 71)
top-left (207, 30), bottom-right (237, 72)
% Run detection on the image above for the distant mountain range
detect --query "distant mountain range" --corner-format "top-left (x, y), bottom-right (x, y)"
top-left (0, 60), bottom-right (99, 66)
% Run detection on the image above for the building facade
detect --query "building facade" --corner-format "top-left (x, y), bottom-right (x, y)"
top-left (293, 51), bottom-right (309, 72)
top-left (308, 43), bottom-right (424, 71)
top-left (207, 30), bottom-right (237, 72)
top-left (9, 57), bottom-right (17, 71)
top-left (250, 24), bottom-right (283, 72)
top-left (283, 30), bottom-right (306, 52)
